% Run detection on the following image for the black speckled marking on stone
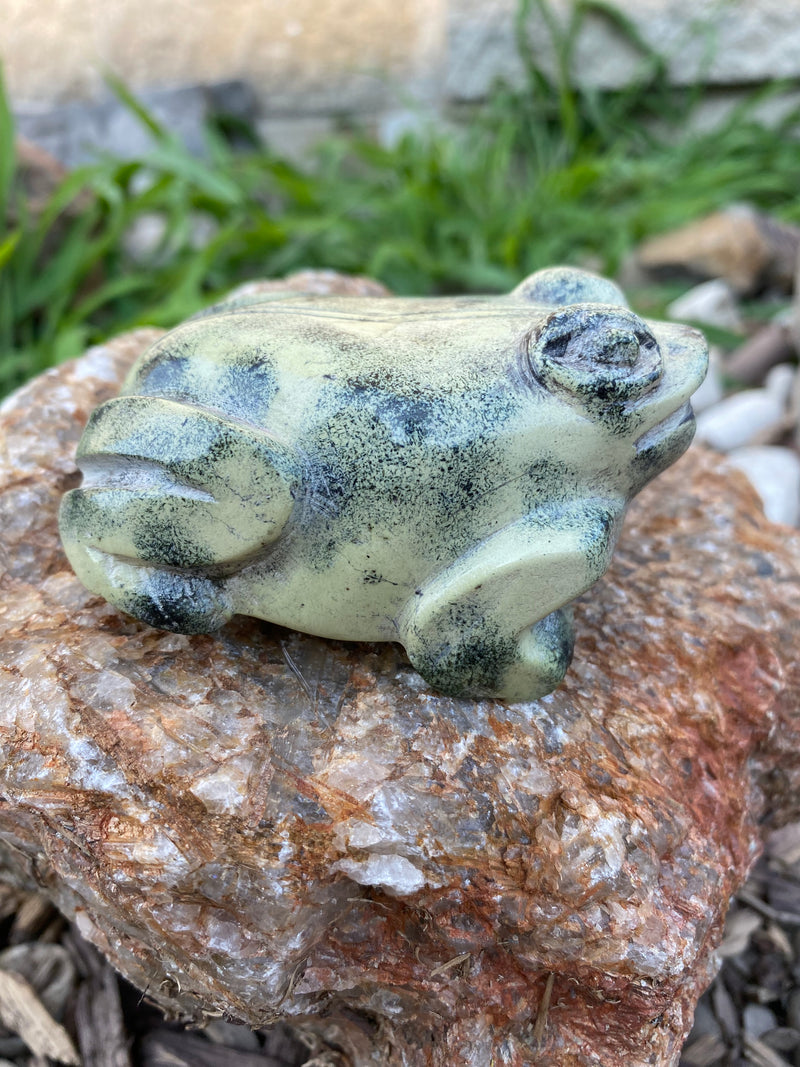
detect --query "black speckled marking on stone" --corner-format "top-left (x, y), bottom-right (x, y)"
top-left (578, 504), bottom-right (616, 579)
top-left (59, 487), bottom-right (109, 543)
top-left (516, 268), bottom-right (628, 309)
top-left (517, 497), bottom-right (617, 581)
top-left (410, 606), bottom-right (574, 699)
top-left (130, 513), bottom-right (216, 570)
top-left (519, 458), bottom-right (579, 516)
top-left (411, 617), bottom-right (520, 698)
top-left (527, 306), bottom-right (662, 436)
top-left (300, 379), bottom-right (522, 570)
top-left (132, 351), bottom-right (193, 398)
top-left (132, 344), bottom-right (279, 425)
top-left (528, 608), bottom-right (575, 684)
top-left (122, 571), bottom-right (227, 634)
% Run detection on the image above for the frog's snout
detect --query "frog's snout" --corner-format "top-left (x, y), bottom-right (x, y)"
top-left (634, 322), bottom-right (708, 434)
top-left (628, 321), bottom-right (708, 490)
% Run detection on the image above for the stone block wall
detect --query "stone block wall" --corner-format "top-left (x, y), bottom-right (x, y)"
top-left (1, 0), bottom-right (444, 113)
top-left (445, 0), bottom-right (800, 101)
top-left (3, 0), bottom-right (800, 158)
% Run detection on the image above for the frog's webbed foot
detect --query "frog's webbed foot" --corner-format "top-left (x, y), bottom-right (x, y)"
top-left (399, 501), bottom-right (620, 702)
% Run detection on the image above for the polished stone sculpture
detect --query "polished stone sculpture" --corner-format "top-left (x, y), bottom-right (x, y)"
top-left (58, 267), bottom-right (707, 700)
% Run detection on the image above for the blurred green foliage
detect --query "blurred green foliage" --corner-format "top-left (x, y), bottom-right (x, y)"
top-left (1, 0), bottom-right (800, 397)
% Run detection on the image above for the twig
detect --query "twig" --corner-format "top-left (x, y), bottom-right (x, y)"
top-left (428, 952), bottom-right (471, 978)
top-left (736, 888), bottom-right (800, 927)
top-left (532, 972), bottom-right (555, 1047)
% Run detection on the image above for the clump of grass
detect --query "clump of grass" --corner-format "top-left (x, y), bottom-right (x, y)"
top-left (1, 0), bottom-right (800, 397)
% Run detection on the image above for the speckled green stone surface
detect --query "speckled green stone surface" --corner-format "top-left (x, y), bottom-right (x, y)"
top-left (59, 267), bottom-right (707, 700)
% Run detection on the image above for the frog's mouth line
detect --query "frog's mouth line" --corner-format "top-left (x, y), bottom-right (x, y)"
top-left (634, 401), bottom-right (694, 454)
top-left (78, 537), bottom-right (263, 583)
top-left (78, 455), bottom-right (217, 501)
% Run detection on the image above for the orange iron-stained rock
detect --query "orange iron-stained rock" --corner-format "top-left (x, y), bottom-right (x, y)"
top-left (1, 272), bottom-right (800, 1067)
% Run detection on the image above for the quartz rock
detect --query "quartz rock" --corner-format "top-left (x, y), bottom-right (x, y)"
top-left (765, 362), bottom-right (797, 408)
top-left (2, 274), bottom-right (800, 1067)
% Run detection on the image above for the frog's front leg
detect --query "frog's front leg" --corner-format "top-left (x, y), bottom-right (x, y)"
top-left (398, 500), bottom-right (623, 701)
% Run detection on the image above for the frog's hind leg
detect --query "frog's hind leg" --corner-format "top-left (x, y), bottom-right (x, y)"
top-left (398, 501), bottom-right (620, 702)
top-left (60, 395), bottom-right (300, 635)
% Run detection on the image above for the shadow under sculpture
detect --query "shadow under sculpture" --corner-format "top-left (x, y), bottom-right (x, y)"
top-left (58, 267), bottom-right (708, 701)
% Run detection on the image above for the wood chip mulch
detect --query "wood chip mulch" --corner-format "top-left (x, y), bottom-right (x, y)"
top-left (0, 881), bottom-right (340, 1066)
top-left (0, 823), bottom-right (798, 1066)
top-left (680, 821), bottom-right (800, 1067)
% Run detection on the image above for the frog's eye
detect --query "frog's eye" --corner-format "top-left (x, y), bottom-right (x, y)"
top-left (513, 266), bottom-right (628, 309)
top-left (527, 304), bottom-right (662, 405)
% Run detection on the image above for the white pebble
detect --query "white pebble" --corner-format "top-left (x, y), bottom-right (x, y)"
top-left (764, 362), bottom-right (796, 407)
top-left (695, 390), bottom-right (784, 452)
top-left (122, 211), bottom-right (168, 263)
top-left (668, 279), bottom-right (743, 333)
top-left (727, 445), bottom-right (800, 526)
top-left (690, 346), bottom-right (724, 413)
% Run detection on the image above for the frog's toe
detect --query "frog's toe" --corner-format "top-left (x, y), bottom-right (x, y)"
top-left (119, 568), bottom-right (234, 634)
top-left (404, 625), bottom-right (517, 700)
top-left (402, 607), bottom-right (574, 703)
top-left (513, 267), bottom-right (628, 309)
top-left (496, 608), bottom-right (574, 702)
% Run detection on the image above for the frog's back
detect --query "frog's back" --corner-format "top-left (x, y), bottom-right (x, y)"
top-left (124, 296), bottom-right (546, 427)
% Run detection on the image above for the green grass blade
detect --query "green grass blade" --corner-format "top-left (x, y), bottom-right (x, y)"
top-left (0, 228), bottom-right (20, 271)
top-left (144, 142), bottom-right (244, 205)
top-left (0, 64), bottom-right (16, 220)
top-left (104, 73), bottom-right (171, 142)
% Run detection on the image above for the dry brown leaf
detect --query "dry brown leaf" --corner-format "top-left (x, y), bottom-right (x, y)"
top-left (429, 952), bottom-right (471, 977)
top-left (0, 885), bottom-right (25, 925)
top-left (764, 921), bottom-right (794, 959)
top-left (74, 964), bottom-right (131, 1067)
top-left (743, 1034), bottom-right (794, 1067)
top-left (9, 893), bottom-right (56, 944)
top-left (680, 1032), bottom-right (726, 1066)
top-left (0, 968), bottom-right (80, 1065)
top-left (718, 907), bottom-right (762, 958)
top-left (140, 1029), bottom-right (290, 1066)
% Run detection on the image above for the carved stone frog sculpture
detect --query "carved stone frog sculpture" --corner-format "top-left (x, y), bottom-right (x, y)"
top-left (59, 267), bottom-right (707, 701)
